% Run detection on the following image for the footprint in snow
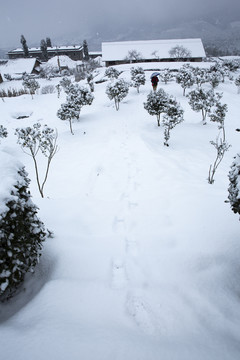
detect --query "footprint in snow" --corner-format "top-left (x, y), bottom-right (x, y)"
top-left (126, 293), bottom-right (156, 335)
top-left (111, 259), bottom-right (128, 289)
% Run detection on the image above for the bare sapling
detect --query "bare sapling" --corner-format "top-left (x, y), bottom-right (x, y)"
top-left (15, 123), bottom-right (58, 197)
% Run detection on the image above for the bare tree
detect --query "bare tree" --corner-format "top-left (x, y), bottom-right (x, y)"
top-left (15, 123), bottom-right (58, 198)
top-left (169, 45), bottom-right (191, 59)
top-left (208, 136), bottom-right (230, 184)
top-left (125, 50), bottom-right (142, 63)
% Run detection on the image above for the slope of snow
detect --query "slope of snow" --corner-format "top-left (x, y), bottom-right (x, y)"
top-left (0, 62), bottom-right (240, 360)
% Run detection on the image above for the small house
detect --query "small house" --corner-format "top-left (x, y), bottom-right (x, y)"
top-left (0, 58), bottom-right (41, 79)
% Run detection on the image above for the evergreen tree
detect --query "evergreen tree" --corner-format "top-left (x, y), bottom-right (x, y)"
top-left (192, 67), bottom-right (209, 88)
top-left (40, 39), bottom-right (48, 61)
top-left (106, 79), bottom-right (129, 110)
top-left (0, 167), bottom-right (47, 299)
top-left (162, 97), bottom-right (184, 146)
top-left (209, 101), bottom-right (228, 140)
top-left (187, 89), bottom-right (222, 125)
top-left (159, 69), bottom-right (173, 85)
top-left (228, 153), bottom-right (240, 219)
top-left (22, 75), bottom-right (40, 99)
top-left (57, 85), bottom-right (94, 134)
top-left (144, 89), bottom-right (169, 127)
top-left (210, 62), bottom-right (229, 82)
top-left (130, 67), bottom-right (146, 93)
top-left (105, 67), bottom-right (120, 79)
top-left (0, 125), bottom-right (8, 142)
top-left (83, 40), bottom-right (89, 61)
top-left (46, 37), bottom-right (52, 47)
top-left (57, 102), bottom-right (79, 135)
top-left (208, 71), bottom-right (222, 89)
top-left (59, 77), bottom-right (72, 91)
top-left (235, 75), bottom-right (240, 93)
top-left (20, 35), bottom-right (29, 57)
top-left (176, 64), bottom-right (195, 96)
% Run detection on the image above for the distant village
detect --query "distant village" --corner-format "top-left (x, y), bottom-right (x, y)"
top-left (0, 37), bottom-right (207, 83)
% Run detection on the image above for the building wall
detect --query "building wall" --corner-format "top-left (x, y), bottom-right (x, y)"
top-left (105, 57), bottom-right (203, 67)
top-left (8, 49), bottom-right (84, 61)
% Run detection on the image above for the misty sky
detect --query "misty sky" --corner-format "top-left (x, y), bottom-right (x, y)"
top-left (1, 0), bottom-right (240, 49)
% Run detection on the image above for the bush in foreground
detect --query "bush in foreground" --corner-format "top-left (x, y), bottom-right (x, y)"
top-left (228, 153), bottom-right (240, 219)
top-left (0, 167), bottom-right (47, 300)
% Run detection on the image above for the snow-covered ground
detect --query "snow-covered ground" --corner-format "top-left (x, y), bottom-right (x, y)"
top-left (0, 61), bottom-right (240, 360)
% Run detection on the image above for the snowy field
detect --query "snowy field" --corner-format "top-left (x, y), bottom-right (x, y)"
top-left (0, 61), bottom-right (240, 360)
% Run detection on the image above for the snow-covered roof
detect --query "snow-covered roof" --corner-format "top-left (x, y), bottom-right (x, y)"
top-left (0, 58), bottom-right (39, 75)
top-left (9, 45), bottom-right (83, 54)
top-left (102, 38), bottom-right (206, 61)
top-left (43, 55), bottom-right (81, 69)
top-left (89, 51), bottom-right (102, 56)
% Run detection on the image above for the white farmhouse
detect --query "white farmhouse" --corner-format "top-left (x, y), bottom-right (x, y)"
top-left (102, 38), bottom-right (206, 67)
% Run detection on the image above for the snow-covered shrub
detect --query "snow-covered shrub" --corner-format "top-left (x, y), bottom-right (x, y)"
top-left (159, 69), bottom-right (173, 84)
top-left (66, 84), bottom-right (94, 108)
top-left (57, 102), bottom-right (79, 135)
top-left (106, 78), bottom-right (129, 110)
top-left (22, 75), bottom-right (40, 99)
top-left (0, 125), bottom-right (8, 142)
top-left (162, 98), bottom-right (184, 146)
top-left (176, 64), bottom-right (195, 95)
top-left (57, 84), bottom-right (94, 134)
top-left (130, 67), bottom-right (146, 93)
top-left (187, 89), bottom-right (222, 125)
top-left (144, 88), bottom-right (169, 127)
top-left (0, 167), bottom-right (47, 299)
top-left (235, 75), bottom-right (240, 93)
top-left (209, 62), bottom-right (229, 82)
top-left (192, 67), bottom-right (209, 88)
top-left (208, 71), bottom-right (222, 89)
top-left (59, 77), bottom-right (72, 91)
top-left (105, 67), bottom-right (120, 79)
top-left (41, 85), bottom-right (56, 94)
top-left (15, 123), bottom-right (58, 197)
top-left (222, 59), bottom-right (240, 73)
top-left (228, 153), bottom-right (240, 219)
top-left (4, 73), bottom-right (12, 81)
top-left (209, 101), bottom-right (228, 139)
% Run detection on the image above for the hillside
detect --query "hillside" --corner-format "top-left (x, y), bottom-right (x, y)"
top-left (0, 61), bottom-right (240, 359)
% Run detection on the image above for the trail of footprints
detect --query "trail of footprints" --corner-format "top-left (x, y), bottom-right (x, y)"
top-left (110, 121), bottom-right (157, 335)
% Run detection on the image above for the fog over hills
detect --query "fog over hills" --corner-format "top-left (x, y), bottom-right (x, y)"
top-left (1, 8), bottom-right (240, 58)
top-left (51, 16), bottom-right (240, 56)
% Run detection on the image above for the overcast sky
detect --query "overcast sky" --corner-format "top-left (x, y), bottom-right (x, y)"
top-left (1, 0), bottom-right (240, 48)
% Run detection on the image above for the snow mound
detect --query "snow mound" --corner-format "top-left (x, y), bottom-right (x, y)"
top-left (44, 56), bottom-right (80, 69)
